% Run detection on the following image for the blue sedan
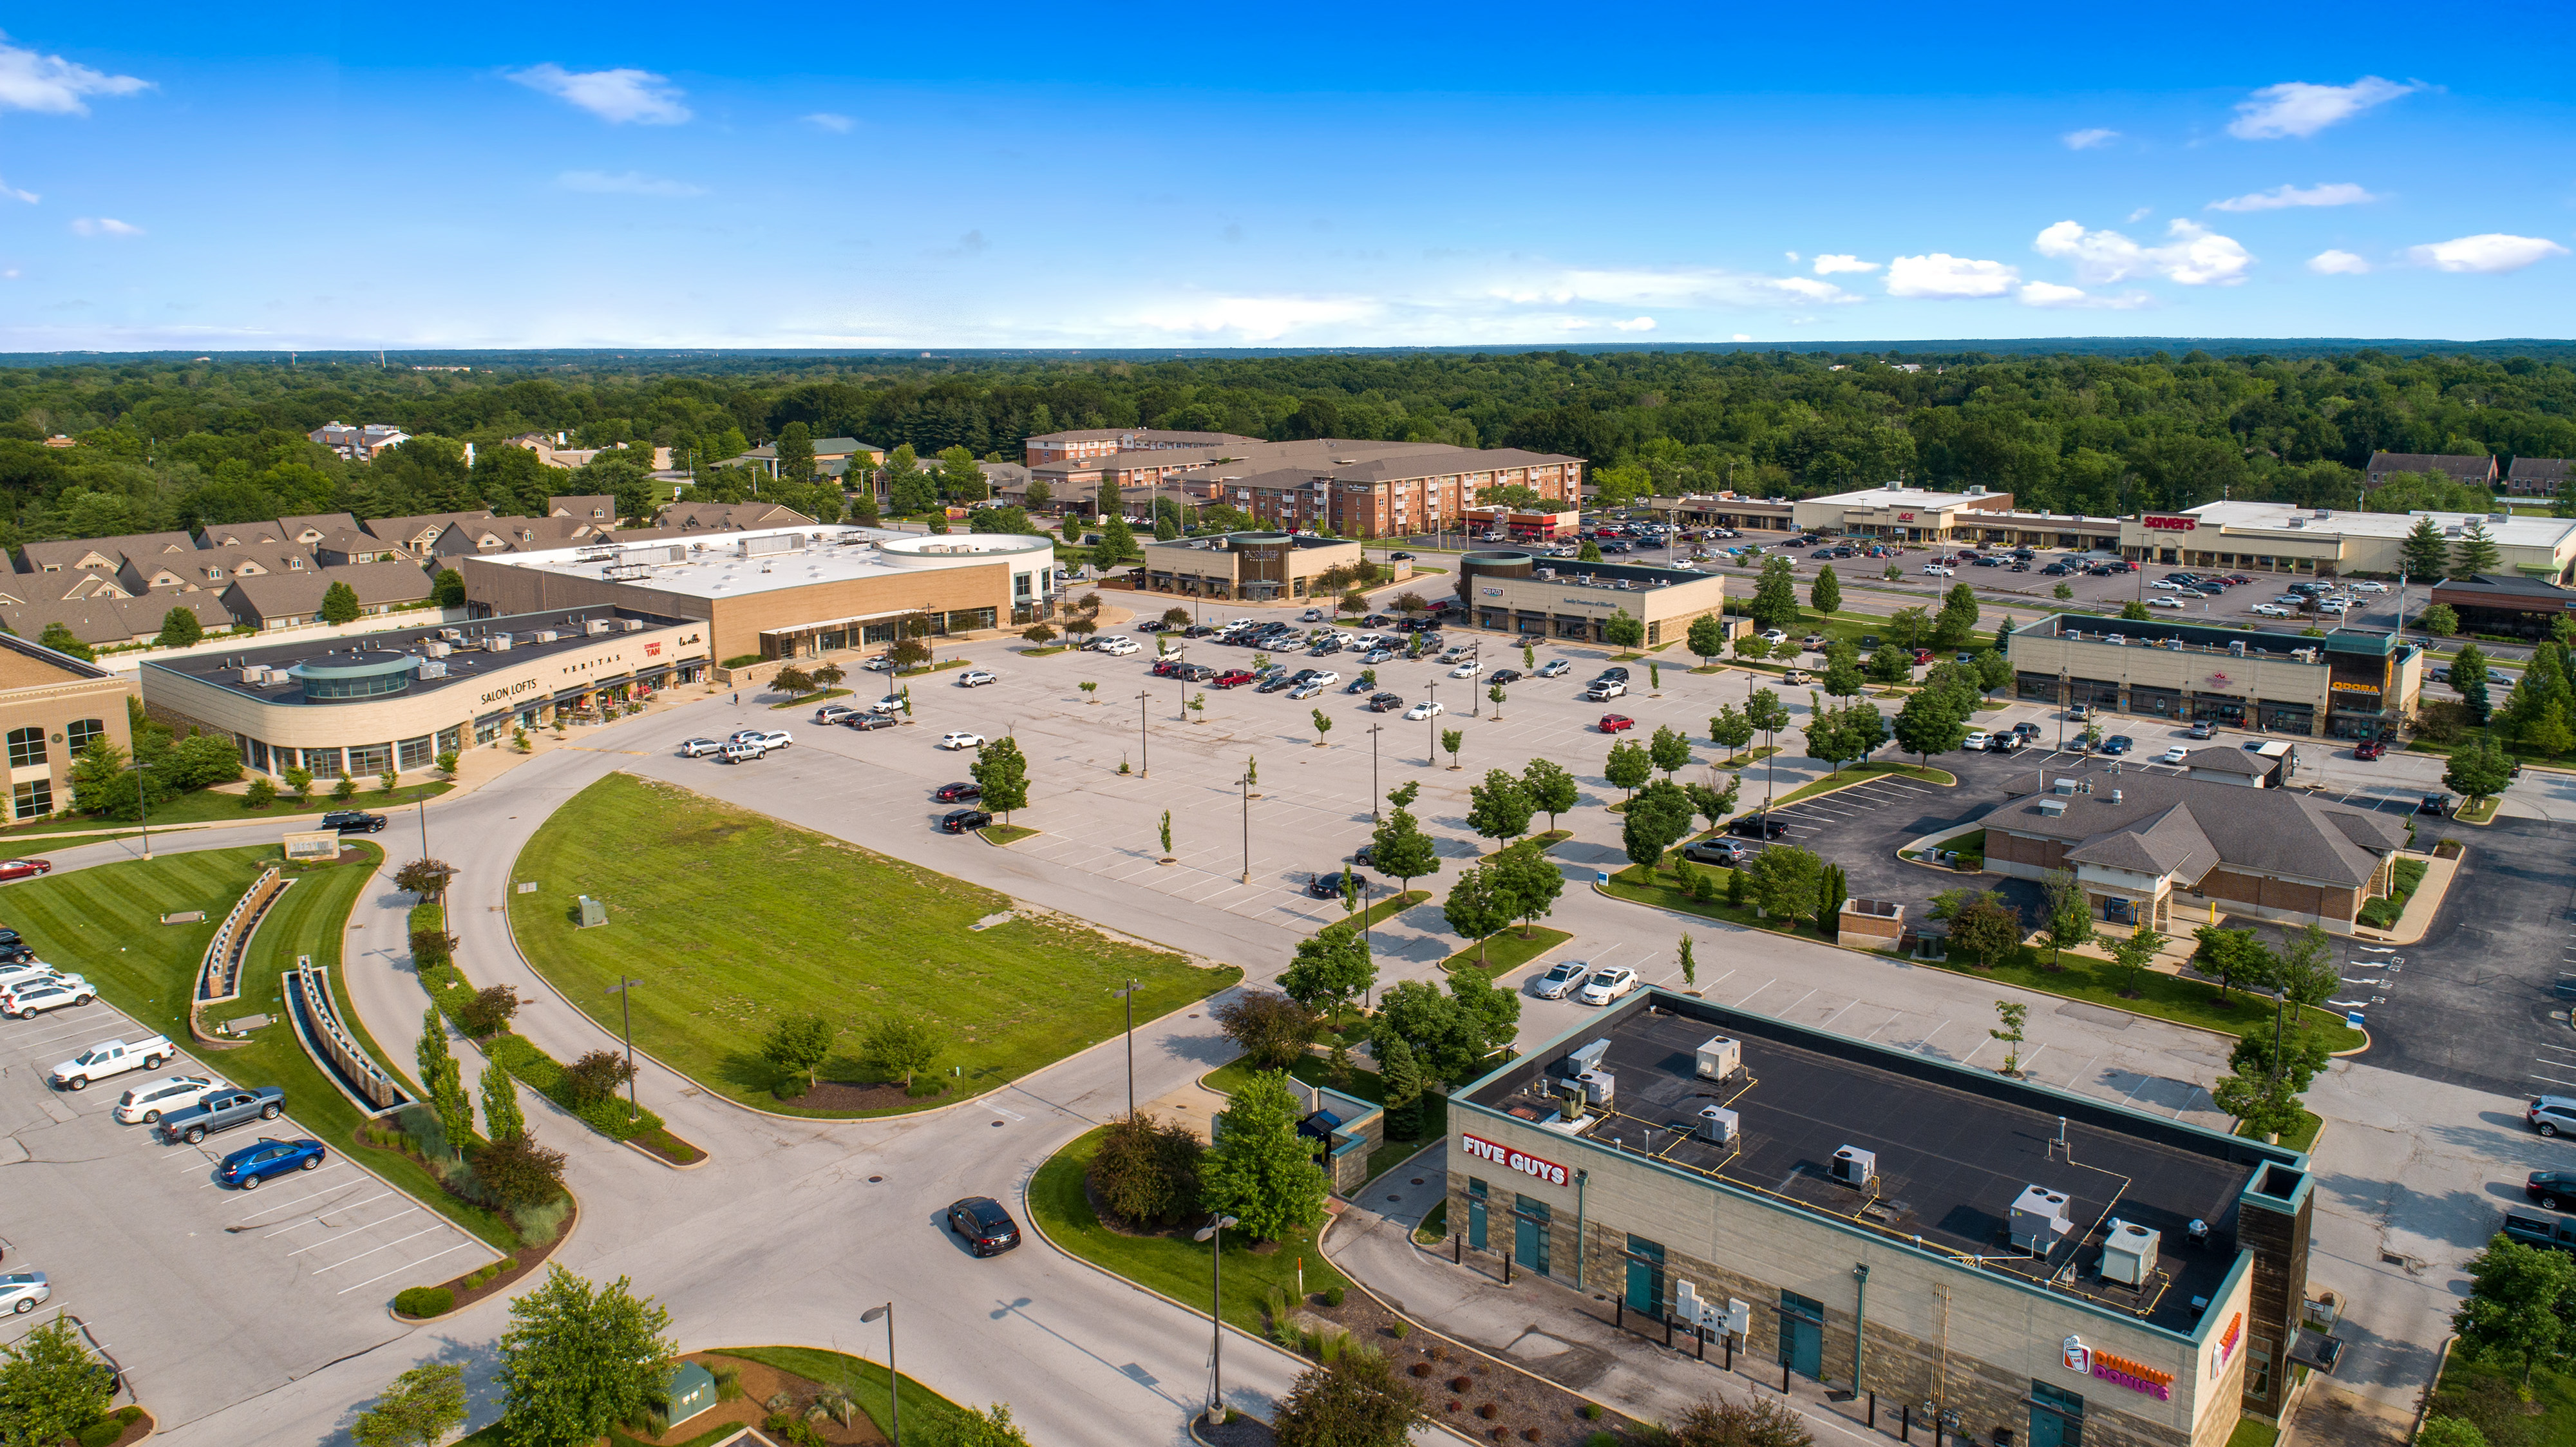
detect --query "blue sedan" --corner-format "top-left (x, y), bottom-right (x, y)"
top-left (219, 1137), bottom-right (325, 1189)
top-left (2100, 735), bottom-right (2134, 755)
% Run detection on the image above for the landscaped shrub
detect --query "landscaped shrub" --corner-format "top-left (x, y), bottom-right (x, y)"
top-left (1322, 1285), bottom-right (1345, 1307)
top-left (722, 653), bottom-right (762, 669)
top-left (473, 1133), bottom-right (567, 1206)
top-left (564, 1049), bottom-right (636, 1106)
top-left (393, 1286), bottom-right (453, 1318)
top-left (512, 1195), bottom-right (572, 1244)
top-left (454, 983), bottom-right (518, 1036)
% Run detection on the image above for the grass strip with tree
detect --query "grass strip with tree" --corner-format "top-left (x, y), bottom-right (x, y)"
top-left (506, 773), bottom-right (1239, 1117)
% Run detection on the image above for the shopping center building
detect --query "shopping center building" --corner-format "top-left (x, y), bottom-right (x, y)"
top-left (140, 609), bottom-right (708, 778)
top-left (1451, 551), bottom-right (1728, 647)
top-left (1132, 531), bottom-right (1383, 602)
top-left (1454, 993), bottom-right (2320, 1447)
top-left (2004, 614), bottom-right (2423, 741)
top-left (2119, 502), bottom-right (2576, 582)
top-left (456, 525), bottom-right (1056, 665)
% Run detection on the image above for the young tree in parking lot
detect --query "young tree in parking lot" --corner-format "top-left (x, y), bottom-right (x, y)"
top-left (772, 663), bottom-right (815, 696)
top-left (1087, 1111), bottom-right (1204, 1225)
top-left (416, 1010), bottom-right (473, 1152)
top-left (2040, 871), bottom-right (2096, 972)
top-left (1709, 704), bottom-right (1755, 761)
top-left (1311, 708), bottom-right (1334, 746)
top-left (1949, 897), bottom-right (2024, 970)
top-left (2444, 733), bottom-right (2514, 808)
top-left (2053, 581), bottom-right (2076, 601)
top-left (1488, 844), bottom-right (1564, 940)
top-left (861, 1013), bottom-right (947, 1088)
top-left (352, 1361), bottom-right (469, 1447)
top-left (1368, 804), bottom-right (1439, 901)
top-left (1466, 768), bottom-right (1534, 849)
top-left (2418, 603), bottom-right (2459, 637)
top-left (1687, 612), bottom-right (1729, 668)
top-left (1990, 1001), bottom-right (2029, 1077)
top-left (1162, 606), bottom-right (1192, 628)
top-left (810, 660), bottom-right (845, 691)
top-left (0, 1315), bottom-right (116, 1447)
top-left (497, 1267), bottom-right (676, 1447)
top-left (2190, 924), bottom-right (2274, 999)
top-left (1282, 924), bottom-right (1375, 1018)
top-left (1866, 642), bottom-right (1912, 685)
top-left (1810, 565), bottom-right (1842, 618)
top-left (1686, 777), bottom-right (1740, 833)
top-left (1975, 648), bottom-right (2014, 698)
top-left (2104, 923), bottom-right (2168, 998)
top-left (1649, 724), bottom-right (1692, 778)
top-left (1821, 644), bottom-right (1866, 701)
top-left (1199, 1069), bottom-right (1330, 1243)
top-left (761, 1012), bottom-right (837, 1092)
top-left (1604, 737), bottom-right (1653, 800)
top-left (1604, 608), bottom-right (1645, 650)
top-left (1021, 623), bottom-right (1057, 646)
top-left (1622, 779), bottom-right (1696, 870)
top-left (1521, 758), bottom-right (1578, 833)
top-left (1440, 726), bottom-right (1464, 769)
top-left (970, 736), bottom-right (1030, 822)
top-left (1892, 682), bottom-right (1969, 766)
top-left (1441, 861), bottom-right (1510, 965)
top-left (479, 1062), bottom-right (526, 1142)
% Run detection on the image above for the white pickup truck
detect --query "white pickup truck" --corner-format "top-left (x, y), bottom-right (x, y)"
top-left (51, 1035), bottom-right (176, 1091)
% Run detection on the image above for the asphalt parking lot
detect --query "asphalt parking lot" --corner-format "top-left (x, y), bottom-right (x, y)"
top-left (0, 998), bottom-right (498, 1417)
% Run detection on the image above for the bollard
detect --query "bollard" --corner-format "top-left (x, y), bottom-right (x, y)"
top-left (1784, 1360), bottom-right (1792, 1394)
top-left (1615, 1297), bottom-right (1623, 1330)
top-left (1665, 1314), bottom-right (1675, 1350)
top-left (1696, 1326), bottom-right (1707, 1363)
top-left (1454, 1236), bottom-right (1463, 1266)
top-left (1724, 1334), bottom-right (1734, 1372)
top-left (1869, 1392), bottom-right (1877, 1430)
top-left (1902, 1404), bottom-right (1911, 1443)
top-left (1504, 1252), bottom-right (1513, 1286)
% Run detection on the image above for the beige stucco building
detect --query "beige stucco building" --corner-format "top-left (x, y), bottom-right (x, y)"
top-left (1454, 994), bottom-right (2317, 1447)
top-left (141, 609), bottom-right (708, 779)
top-left (2120, 502), bottom-right (2576, 582)
top-left (1791, 485), bottom-right (2023, 542)
top-left (0, 635), bottom-right (135, 822)
top-left (2005, 614), bottom-right (2423, 741)
top-left (1452, 551), bottom-right (1728, 647)
top-left (1133, 531), bottom-right (1387, 602)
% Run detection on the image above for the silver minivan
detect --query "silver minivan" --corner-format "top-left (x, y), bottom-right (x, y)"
top-left (116, 1073), bottom-right (220, 1125)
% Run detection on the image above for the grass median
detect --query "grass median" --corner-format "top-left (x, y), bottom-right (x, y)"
top-left (3, 843), bottom-right (522, 1250)
top-left (0, 780), bottom-right (455, 837)
top-left (508, 773), bottom-right (1242, 1117)
top-left (1029, 1124), bottom-right (1346, 1337)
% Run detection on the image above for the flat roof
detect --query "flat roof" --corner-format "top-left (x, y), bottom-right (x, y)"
top-left (2183, 500), bottom-right (2576, 547)
top-left (1806, 486), bottom-right (2009, 510)
top-left (144, 607), bottom-right (697, 709)
top-left (468, 525), bottom-right (1052, 602)
top-left (2012, 611), bottom-right (2411, 660)
top-left (1465, 992), bottom-right (2290, 1334)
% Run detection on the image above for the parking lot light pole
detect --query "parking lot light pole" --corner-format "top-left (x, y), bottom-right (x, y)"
top-left (1425, 683), bottom-right (1438, 763)
top-left (1135, 690), bottom-right (1149, 779)
top-left (125, 761), bottom-right (153, 860)
top-left (861, 1303), bottom-right (899, 1446)
top-left (607, 977), bottom-right (643, 1122)
top-left (1193, 1214), bottom-right (1241, 1421)
top-left (1237, 772), bottom-right (1251, 884)
top-left (1111, 978), bottom-right (1139, 1118)
top-left (1368, 723), bottom-right (1384, 820)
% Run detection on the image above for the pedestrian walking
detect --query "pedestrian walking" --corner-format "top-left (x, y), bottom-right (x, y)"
top-left (732, 692), bottom-right (740, 705)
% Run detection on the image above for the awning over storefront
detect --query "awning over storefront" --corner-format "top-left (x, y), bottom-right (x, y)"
top-left (760, 609), bottom-right (909, 637)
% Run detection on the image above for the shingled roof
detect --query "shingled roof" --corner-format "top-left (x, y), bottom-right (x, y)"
top-left (1997, 767), bottom-right (2408, 889)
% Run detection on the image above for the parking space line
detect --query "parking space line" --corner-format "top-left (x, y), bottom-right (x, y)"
top-left (310, 1224), bottom-right (446, 1274)
top-left (283, 1207), bottom-right (422, 1254)
top-left (260, 1189), bottom-right (395, 1236)
top-left (337, 1242), bottom-right (475, 1295)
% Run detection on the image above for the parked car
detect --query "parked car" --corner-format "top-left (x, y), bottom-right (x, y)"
top-left (933, 781), bottom-right (982, 803)
top-left (1597, 667), bottom-right (1631, 681)
top-left (0, 1272), bottom-right (49, 1315)
top-left (1598, 714), bottom-right (1635, 733)
top-left (1362, 692), bottom-right (1403, 712)
top-left (2353, 739), bottom-right (2387, 761)
top-left (1577, 965), bottom-right (1642, 1006)
top-left (1097, 637), bottom-right (1139, 656)
top-left (319, 812), bottom-right (384, 834)
top-left (160, 1085), bottom-right (285, 1145)
top-left (1985, 734), bottom-right (2027, 754)
top-left (1728, 815), bottom-right (1790, 839)
top-left (115, 1073), bottom-right (223, 1125)
top-left (677, 737), bottom-right (726, 757)
top-left (3, 979), bottom-right (93, 1018)
top-left (2529, 1171), bottom-right (2576, 1210)
top-left (2146, 596), bottom-right (2183, 609)
top-left (1920, 563), bottom-right (1953, 576)
top-left (2420, 791), bottom-right (2454, 817)
top-left (219, 1137), bottom-right (325, 1189)
top-left (940, 732), bottom-right (987, 751)
top-left (957, 669), bottom-right (998, 688)
top-left (50, 1035), bottom-right (175, 1091)
top-left (947, 1196), bottom-right (1023, 1256)
top-left (1537, 659), bottom-right (1571, 677)
top-left (1530, 960), bottom-right (1591, 1000)
top-left (1213, 670), bottom-right (1256, 688)
top-left (2250, 604), bottom-right (2292, 618)
top-left (1307, 869), bottom-right (1365, 898)
top-left (866, 694), bottom-right (904, 714)
top-left (862, 656), bottom-right (897, 672)
top-left (1586, 681), bottom-right (1628, 701)
top-left (1287, 681), bottom-right (1324, 700)
top-left (1962, 731), bottom-right (1992, 751)
top-left (2101, 735), bottom-right (2133, 755)
top-left (720, 739), bottom-right (767, 764)
top-left (847, 713), bottom-right (898, 732)
top-left (1680, 838), bottom-right (1752, 867)
top-left (2011, 722), bottom-right (2043, 739)
top-left (1405, 701), bottom-right (1444, 720)
top-left (743, 730), bottom-right (792, 751)
top-left (1489, 668), bottom-right (1524, 686)
top-left (814, 703), bottom-right (862, 724)
top-left (940, 808), bottom-right (993, 833)
top-left (2184, 721), bottom-right (2215, 740)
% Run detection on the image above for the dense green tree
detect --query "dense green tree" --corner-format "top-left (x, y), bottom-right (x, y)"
top-left (761, 1012), bottom-right (837, 1091)
top-left (1885, 606), bottom-right (1929, 649)
top-left (774, 421), bottom-right (815, 482)
top-left (1373, 979), bottom-right (1484, 1083)
top-left (1274, 1351), bottom-right (1427, 1447)
top-left (1200, 1069), bottom-right (1331, 1241)
top-left (1810, 565), bottom-right (1841, 617)
top-left (1465, 768), bottom-right (1534, 847)
top-left (156, 605), bottom-right (204, 649)
top-left (1749, 556), bottom-right (1799, 629)
top-left (1603, 608), bottom-right (1645, 649)
top-left (1281, 924), bottom-right (1374, 1016)
top-left (1648, 723), bottom-right (1692, 777)
top-left (495, 1267), bottom-right (676, 1447)
top-left (320, 580), bottom-right (363, 624)
top-left (37, 621), bottom-right (93, 661)
top-left (1487, 846), bottom-right (1564, 939)
top-left (2452, 642), bottom-right (2493, 723)
top-left (1821, 645), bottom-right (1866, 700)
top-left (2452, 519), bottom-right (2504, 578)
top-left (1368, 804), bottom-right (1441, 896)
top-left (860, 1012), bottom-right (947, 1086)
top-left (1213, 992), bottom-right (1318, 1071)
top-left (1520, 757), bottom-right (1578, 833)
top-left (352, 1362), bottom-right (469, 1447)
top-left (2454, 1238), bottom-right (2576, 1384)
top-left (1086, 1111), bottom-right (1203, 1225)
top-left (1891, 682), bottom-right (1969, 764)
top-left (1622, 778), bottom-right (1696, 868)
top-left (1933, 582), bottom-right (1981, 649)
top-left (969, 735), bottom-right (1031, 822)
top-left (1708, 705), bottom-right (1755, 759)
top-left (2445, 734), bottom-right (2515, 806)
top-left (2400, 515), bottom-right (2454, 582)
top-left (0, 1315), bottom-right (116, 1447)
top-left (1685, 612), bottom-right (1729, 667)
top-left (1745, 844), bottom-right (1823, 922)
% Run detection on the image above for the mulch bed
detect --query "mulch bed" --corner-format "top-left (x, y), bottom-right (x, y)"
top-left (617, 1352), bottom-right (888, 1447)
top-left (402, 1196), bottom-right (578, 1318)
top-left (1290, 1289), bottom-right (1644, 1446)
top-left (775, 1079), bottom-right (949, 1112)
top-left (99, 1408), bottom-right (153, 1447)
top-left (1196, 1409), bottom-right (1278, 1446)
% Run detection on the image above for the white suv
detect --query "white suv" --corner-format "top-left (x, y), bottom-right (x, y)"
top-left (116, 1074), bottom-right (223, 1125)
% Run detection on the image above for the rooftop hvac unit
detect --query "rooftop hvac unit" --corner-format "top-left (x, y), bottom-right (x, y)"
top-left (528, 630), bottom-right (562, 644)
top-left (741, 533), bottom-right (800, 558)
top-left (585, 619), bottom-right (612, 635)
top-left (2107, 634), bottom-right (2127, 646)
top-left (2052, 777), bottom-right (2077, 795)
top-left (486, 634), bottom-right (513, 652)
top-left (2229, 639), bottom-right (2247, 656)
top-left (620, 618), bottom-right (645, 632)
top-left (436, 627), bottom-right (463, 641)
top-left (2110, 789), bottom-right (2123, 804)
top-left (422, 640), bottom-right (451, 657)
top-left (413, 659), bottom-right (448, 679)
top-left (2100, 1219), bottom-right (2160, 1287)
top-left (2038, 798), bottom-right (2067, 817)
top-left (1575, 1069), bottom-right (1616, 1106)
top-left (2011, 1185), bottom-right (2074, 1254)
top-left (1566, 1039), bottom-right (1611, 1075)
top-left (1695, 1036), bottom-right (1743, 1081)
top-left (1830, 1146), bottom-right (1876, 1189)
top-left (1696, 1105), bottom-right (1739, 1146)
top-left (238, 666), bottom-right (267, 683)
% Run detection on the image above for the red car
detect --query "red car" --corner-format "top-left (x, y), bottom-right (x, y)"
top-left (933, 781), bottom-right (983, 802)
top-left (2353, 739), bottom-right (2387, 761)
top-left (1212, 670), bottom-right (1256, 688)
top-left (1598, 714), bottom-right (1635, 733)
top-left (1911, 648), bottom-right (1934, 666)
top-left (0, 859), bottom-right (50, 882)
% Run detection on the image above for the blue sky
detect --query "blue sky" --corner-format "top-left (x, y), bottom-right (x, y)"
top-left (5, 1), bottom-right (2573, 350)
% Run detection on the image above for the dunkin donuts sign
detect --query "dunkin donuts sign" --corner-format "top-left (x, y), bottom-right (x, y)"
top-left (1459, 1133), bottom-right (1569, 1187)
top-left (2063, 1334), bottom-right (2174, 1400)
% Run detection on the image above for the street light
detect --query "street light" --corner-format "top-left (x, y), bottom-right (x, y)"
top-left (124, 759), bottom-right (153, 860)
top-left (1110, 978), bottom-right (1139, 1118)
top-left (1134, 690), bottom-right (1150, 779)
top-left (605, 977), bottom-right (643, 1121)
top-left (1193, 1213), bottom-right (1242, 1421)
top-left (1236, 770), bottom-right (1252, 884)
top-left (860, 1302), bottom-right (899, 1446)
top-left (1425, 682), bottom-right (1438, 764)
top-left (1367, 723), bottom-right (1384, 820)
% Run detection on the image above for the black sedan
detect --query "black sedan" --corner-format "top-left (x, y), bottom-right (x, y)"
top-left (1307, 869), bottom-right (1367, 898)
top-left (846, 713), bottom-right (898, 731)
top-left (947, 1196), bottom-right (1021, 1256)
top-left (1366, 692), bottom-right (1405, 712)
top-left (1595, 667), bottom-right (1630, 682)
top-left (933, 781), bottom-right (982, 803)
top-left (2532, 1172), bottom-right (2576, 1210)
top-left (940, 808), bottom-right (993, 833)
top-left (1727, 815), bottom-right (1791, 840)
top-left (321, 810), bottom-right (386, 833)
top-left (1488, 668), bottom-right (1524, 686)
top-left (1256, 676), bottom-right (1299, 694)
top-left (2099, 735), bottom-right (2134, 755)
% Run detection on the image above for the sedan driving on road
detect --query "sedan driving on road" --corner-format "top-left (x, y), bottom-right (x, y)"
top-left (947, 1196), bottom-right (1022, 1256)
top-left (321, 811), bottom-right (386, 833)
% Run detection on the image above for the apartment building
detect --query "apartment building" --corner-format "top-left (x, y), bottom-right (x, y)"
top-left (2506, 459), bottom-right (2571, 497)
top-left (307, 422), bottom-right (412, 462)
top-left (2365, 453), bottom-right (2499, 489)
top-left (1022, 428), bottom-right (1261, 466)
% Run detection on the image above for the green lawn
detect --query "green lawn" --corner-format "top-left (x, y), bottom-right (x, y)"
top-left (1338, 889), bottom-right (1430, 930)
top-left (1912, 943), bottom-right (2363, 1051)
top-left (1443, 926), bottom-right (1571, 977)
top-left (2430, 1348), bottom-right (2576, 1447)
top-left (2243, 1106), bottom-right (2321, 1153)
top-left (1029, 1125), bottom-right (1347, 1338)
top-left (1, 844), bottom-right (522, 1249)
top-left (2222, 1418), bottom-right (2278, 1447)
top-left (1414, 1199), bottom-right (1448, 1244)
top-left (769, 688), bottom-right (851, 710)
top-left (1713, 746), bottom-right (1783, 771)
top-left (979, 824), bottom-right (1040, 846)
top-left (507, 773), bottom-right (1240, 1116)
top-left (2455, 796), bottom-right (2502, 824)
top-left (2, 780), bottom-right (454, 837)
top-left (1604, 860), bottom-right (1835, 944)
top-left (713, 1347), bottom-right (977, 1442)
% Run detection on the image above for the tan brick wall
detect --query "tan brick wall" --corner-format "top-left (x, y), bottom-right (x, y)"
top-left (0, 672), bottom-right (134, 819)
top-left (460, 556), bottom-right (1016, 665)
top-left (1989, 831), bottom-right (2070, 871)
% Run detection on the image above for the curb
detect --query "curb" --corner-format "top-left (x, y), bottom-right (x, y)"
top-left (2410, 1335), bottom-right (2456, 1442)
top-left (623, 1135), bottom-right (713, 1170)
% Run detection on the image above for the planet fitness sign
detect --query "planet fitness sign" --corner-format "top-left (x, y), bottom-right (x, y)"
top-left (2063, 1335), bottom-right (2174, 1400)
top-left (1460, 1133), bottom-right (1569, 1187)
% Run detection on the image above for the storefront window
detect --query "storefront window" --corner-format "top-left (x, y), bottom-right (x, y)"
top-left (65, 718), bottom-right (104, 755)
top-left (2193, 695), bottom-right (2246, 725)
top-left (863, 621), bottom-right (898, 645)
top-left (437, 726), bottom-right (464, 754)
top-left (12, 779), bottom-right (49, 820)
top-left (2016, 672), bottom-right (2061, 703)
top-left (304, 747), bottom-right (346, 778)
top-left (397, 735), bottom-right (436, 770)
top-left (6, 728), bottom-right (44, 770)
top-left (475, 714), bottom-right (507, 745)
top-left (2260, 701), bottom-right (2316, 733)
top-left (348, 742), bottom-right (393, 775)
top-left (2131, 685), bottom-right (2181, 717)
top-left (818, 630), bottom-right (848, 651)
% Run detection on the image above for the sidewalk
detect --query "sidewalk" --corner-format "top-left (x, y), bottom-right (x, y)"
top-left (1327, 1142), bottom-right (1892, 1447)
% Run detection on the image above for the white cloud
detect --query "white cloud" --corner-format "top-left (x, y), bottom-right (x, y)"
top-left (2016, 281), bottom-right (2152, 310)
top-left (0, 33), bottom-right (150, 115)
top-left (2403, 234), bottom-right (2570, 274)
top-left (1128, 295), bottom-right (1383, 341)
top-left (1613, 316), bottom-right (1656, 332)
top-left (556, 169), bottom-right (704, 197)
top-left (2033, 218), bottom-right (2252, 286)
top-left (1812, 254), bottom-right (1879, 275)
top-left (2061, 128), bottom-right (2119, 150)
top-left (2227, 77), bottom-right (2416, 140)
top-left (2208, 182), bottom-right (2380, 213)
top-left (1884, 253), bottom-right (2020, 299)
top-left (69, 216), bottom-right (139, 238)
top-left (0, 174), bottom-right (34, 205)
top-left (803, 112), bottom-right (853, 133)
top-left (506, 64), bottom-right (690, 125)
top-left (1783, 251), bottom-right (1800, 263)
top-left (1732, 334), bottom-right (1754, 342)
top-left (2307, 250), bottom-right (2372, 275)
top-left (2126, 207), bottom-right (2153, 223)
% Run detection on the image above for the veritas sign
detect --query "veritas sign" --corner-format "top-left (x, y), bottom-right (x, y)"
top-left (2143, 515), bottom-right (2199, 532)
top-left (1459, 1133), bottom-right (1569, 1186)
